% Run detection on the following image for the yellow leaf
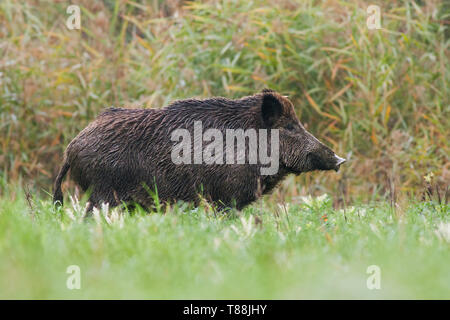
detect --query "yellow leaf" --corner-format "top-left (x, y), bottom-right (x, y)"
top-left (227, 85), bottom-right (248, 92)
top-left (136, 36), bottom-right (154, 54)
top-left (304, 91), bottom-right (321, 113)
top-left (81, 43), bottom-right (101, 58)
top-left (371, 127), bottom-right (378, 145)
top-left (351, 34), bottom-right (358, 48)
top-left (304, 91), bottom-right (341, 122)
top-left (327, 83), bottom-right (352, 103)
top-left (256, 52), bottom-right (268, 60)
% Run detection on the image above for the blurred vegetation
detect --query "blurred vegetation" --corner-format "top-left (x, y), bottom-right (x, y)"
top-left (0, 0), bottom-right (448, 202)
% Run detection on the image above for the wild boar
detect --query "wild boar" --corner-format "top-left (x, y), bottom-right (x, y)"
top-left (53, 89), bottom-right (345, 211)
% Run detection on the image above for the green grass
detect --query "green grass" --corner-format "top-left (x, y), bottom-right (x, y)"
top-left (0, 187), bottom-right (448, 299)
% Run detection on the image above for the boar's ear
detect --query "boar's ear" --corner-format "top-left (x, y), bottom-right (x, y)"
top-left (261, 93), bottom-right (283, 127)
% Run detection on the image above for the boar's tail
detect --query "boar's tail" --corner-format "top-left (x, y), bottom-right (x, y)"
top-left (53, 161), bottom-right (70, 206)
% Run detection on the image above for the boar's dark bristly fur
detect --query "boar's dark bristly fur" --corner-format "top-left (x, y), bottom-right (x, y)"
top-left (53, 90), bottom-right (345, 211)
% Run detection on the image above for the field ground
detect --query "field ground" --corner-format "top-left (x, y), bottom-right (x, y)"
top-left (0, 186), bottom-right (448, 299)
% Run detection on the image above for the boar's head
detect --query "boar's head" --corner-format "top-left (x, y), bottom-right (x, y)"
top-left (260, 89), bottom-right (346, 174)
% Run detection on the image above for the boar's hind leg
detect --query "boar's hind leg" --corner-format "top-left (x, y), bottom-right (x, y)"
top-left (86, 186), bottom-right (121, 212)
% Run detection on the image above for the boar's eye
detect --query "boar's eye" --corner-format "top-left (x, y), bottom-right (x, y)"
top-left (286, 123), bottom-right (296, 131)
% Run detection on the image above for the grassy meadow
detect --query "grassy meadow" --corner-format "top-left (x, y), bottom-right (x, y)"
top-left (1, 185), bottom-right (449, 299)
top-left (0, 0), bottom-right (449, 299)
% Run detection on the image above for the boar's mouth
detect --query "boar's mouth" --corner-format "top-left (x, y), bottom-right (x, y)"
top-left (282, 154), bottom-right (346, 174)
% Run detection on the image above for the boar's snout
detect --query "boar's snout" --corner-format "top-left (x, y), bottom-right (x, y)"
top-left (333, 154), bottom-right (346, 172)
top-left (305, 138), bottom-right (346, 173)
